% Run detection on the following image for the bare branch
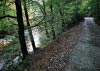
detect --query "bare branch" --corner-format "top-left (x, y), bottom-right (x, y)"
top-left (25, 17), bottom-right (45, 29)
top-left (0, 15), bottom-right (17, 20)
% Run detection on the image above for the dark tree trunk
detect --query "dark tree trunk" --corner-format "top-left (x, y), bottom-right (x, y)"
top-left (74, 2), bottom-right (79, 23)
top-left (59, 8), bottom-right (65, 31)
top-left (95, 0), bottom-right (100, 24)
top-left (97, 0), bottom-right (100, 21)
top-left (43, 0), bottom-right (50, 38)
top-left (23, 0), bottom-right (37, 52)
top-left (44, 23), bottom-right (49, 38)
top-left (50, 0), bottom-right (56, 39)
top-left (15, 0), bottom-right (28, 59)
top-left (3, 0), bottom-right (6, 14)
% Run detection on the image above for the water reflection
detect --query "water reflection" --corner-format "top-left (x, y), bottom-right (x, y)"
top-left (25, 27), bottom-right (43, 52)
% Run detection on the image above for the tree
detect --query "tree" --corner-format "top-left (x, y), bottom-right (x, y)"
top-left (15, 0), bottom-right (28, 59)
top-left (57, 3), bottom-right (66, 31)
top-left (42, 0), bottom-right (50, 38)
top-left (49, 0), bottom-right (56, 39)
top-left (23, 0), bottom-right (37, 52)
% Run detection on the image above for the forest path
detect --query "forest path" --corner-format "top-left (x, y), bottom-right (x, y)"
top-left (62, 17), bottom-right (100, 71)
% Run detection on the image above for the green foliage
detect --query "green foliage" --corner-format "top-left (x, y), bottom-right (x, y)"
top-left (1, 0), bottom-right (100, 70)
top-left (0, 43), bottom-right (21, 70)
top-left (0, 0), bottom-right (17, 31)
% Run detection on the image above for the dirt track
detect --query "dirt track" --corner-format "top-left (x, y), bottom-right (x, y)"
top-left (62, 17), bottom-right (100, 71)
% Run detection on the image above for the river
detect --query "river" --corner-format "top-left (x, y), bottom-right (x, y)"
top-left (0, 27), bottom-right (45, 70)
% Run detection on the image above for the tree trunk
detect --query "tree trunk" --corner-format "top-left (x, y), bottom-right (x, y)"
top-left (15, 0), bottom-right (28, 59)
top-left (50, 0), bottom-right (56, 39)
top-left (23, 0), bottom-right (37, 52)
top-left (42, 0), bottom-right (50, 38)
top-left (97, 0), bottom-right (100, 21)
top-left (58, 7), bottom-right (65, 31)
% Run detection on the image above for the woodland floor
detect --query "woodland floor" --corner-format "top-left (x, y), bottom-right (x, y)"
top-left (24, 17), bottom-right (100, 71)
top-left (29, 23), bottom-right (82, 71)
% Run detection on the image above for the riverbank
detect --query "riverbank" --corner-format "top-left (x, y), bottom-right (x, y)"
top-left (29, 24), bottom-right (82, 71)
top-left (0, 23), bottom-right (82, 71)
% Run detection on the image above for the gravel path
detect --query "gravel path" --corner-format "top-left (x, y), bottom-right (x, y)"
top-left (62, 17), bottom-right (100, 71)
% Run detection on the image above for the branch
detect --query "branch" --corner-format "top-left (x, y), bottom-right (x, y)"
top-left (0, 15), bottom-right (17, 20)
top-left (25, 17), bottom-right (45, 29)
